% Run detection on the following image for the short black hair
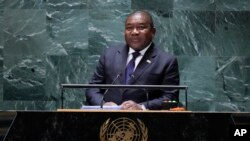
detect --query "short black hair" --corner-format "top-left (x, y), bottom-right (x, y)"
top-left (126, 10), bottom-right (154, 28)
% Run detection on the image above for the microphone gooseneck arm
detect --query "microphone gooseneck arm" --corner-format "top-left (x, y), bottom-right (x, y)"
top-left (100, 73), bottom-right (121, 109)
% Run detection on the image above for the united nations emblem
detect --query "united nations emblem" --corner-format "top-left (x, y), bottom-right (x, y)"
top-left (100, 117), bottom-right (148, 141)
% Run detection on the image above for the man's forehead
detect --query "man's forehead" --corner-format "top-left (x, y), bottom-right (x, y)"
top-left (130, 13), bottom-right (144, 19)
top-left (126, 13), bottom-right (149, 24)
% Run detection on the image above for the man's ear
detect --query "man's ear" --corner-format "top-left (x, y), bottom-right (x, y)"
top-left (151, 27), bottom-right (156, 36)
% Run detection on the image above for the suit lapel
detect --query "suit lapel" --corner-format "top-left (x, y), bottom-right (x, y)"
top-left (115, 45), bottom-right (129, 84)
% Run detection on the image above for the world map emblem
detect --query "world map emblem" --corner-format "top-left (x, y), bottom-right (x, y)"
top-left (100, 117), bottom-right (148, 141)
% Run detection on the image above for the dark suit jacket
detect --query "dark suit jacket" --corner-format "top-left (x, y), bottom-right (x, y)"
top-left (86, 43), bottom-right (180, 110)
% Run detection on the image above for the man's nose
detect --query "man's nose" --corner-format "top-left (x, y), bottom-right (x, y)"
top-left (131, 28), bottom-right (139, 35)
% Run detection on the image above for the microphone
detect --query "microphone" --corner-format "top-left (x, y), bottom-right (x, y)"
top-left (130, 74), bottom-right (149, 109)
top-left (100, 73), bottom-right (121, 109)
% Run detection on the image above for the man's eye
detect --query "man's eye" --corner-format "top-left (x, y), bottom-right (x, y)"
top-left (138, 26), bottom-right (146, 30)
top-left (126, 27), bottom-right (133, 30)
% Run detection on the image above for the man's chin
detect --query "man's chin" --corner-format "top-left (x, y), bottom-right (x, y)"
top-left (129, 44), bottom-right (144, 50)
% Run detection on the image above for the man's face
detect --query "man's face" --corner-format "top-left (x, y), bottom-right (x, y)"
top-left (124, 13), bottom-right (156, 51)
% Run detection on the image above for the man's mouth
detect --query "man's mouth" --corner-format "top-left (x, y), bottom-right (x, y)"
top-left (130, 38), bottom-right (140, 43)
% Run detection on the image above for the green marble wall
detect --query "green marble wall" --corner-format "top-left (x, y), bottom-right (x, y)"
top-left (0, 0), bottom-right (249, 111)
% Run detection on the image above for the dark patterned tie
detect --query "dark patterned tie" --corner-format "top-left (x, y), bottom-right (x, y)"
top-left (125, 51), bottom-right (140, 84)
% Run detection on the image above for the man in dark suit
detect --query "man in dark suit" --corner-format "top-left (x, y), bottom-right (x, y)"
top-left (86, 10), bottom-right (179, 110)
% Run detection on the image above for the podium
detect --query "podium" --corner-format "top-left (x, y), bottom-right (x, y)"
top-left (60, 84), bottom-right (188, 109)
top-left (4, 110), bottom-right (247, 141)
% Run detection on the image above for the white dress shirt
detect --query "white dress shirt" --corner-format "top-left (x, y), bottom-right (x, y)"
top-left (126, 42), bottom-right (152, 71)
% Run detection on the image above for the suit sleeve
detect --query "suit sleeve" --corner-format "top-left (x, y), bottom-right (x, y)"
top-left (162, 56), bottom-right (180, 100)
top-left (85, 50), bottom-right (106, 105)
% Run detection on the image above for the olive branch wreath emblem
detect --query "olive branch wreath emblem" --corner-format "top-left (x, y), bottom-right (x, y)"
top-left (100, 117), bottom-right (148, 141)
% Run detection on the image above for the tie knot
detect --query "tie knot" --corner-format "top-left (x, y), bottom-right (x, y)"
top-left (132, 51), bottom-right (140, 59)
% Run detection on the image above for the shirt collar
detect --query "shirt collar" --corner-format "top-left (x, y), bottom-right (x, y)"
top-left (128, 42), bottom-right (152, 56)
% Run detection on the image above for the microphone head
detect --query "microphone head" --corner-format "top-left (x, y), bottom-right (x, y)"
top-left (129, 74), bottom-right (135, 79)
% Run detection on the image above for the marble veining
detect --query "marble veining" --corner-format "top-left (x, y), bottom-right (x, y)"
top-left (0, 0), bottom-right (249, 111)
